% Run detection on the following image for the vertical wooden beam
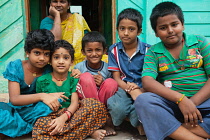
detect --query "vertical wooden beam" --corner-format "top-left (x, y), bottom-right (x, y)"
top-left (98, 0), bottom-right (103, 32)
top-left (111, 0), bottom-right (116, 43)
top-left (24, 0), bottom-right (30, 32)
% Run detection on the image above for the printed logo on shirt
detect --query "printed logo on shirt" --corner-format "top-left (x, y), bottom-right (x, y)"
top-left (159, 63), bottom-right (169, 71)
top-left (186, 49), bottom-right (203, 68)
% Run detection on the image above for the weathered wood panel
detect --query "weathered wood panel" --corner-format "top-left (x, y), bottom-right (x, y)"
top-left (0, 18), bottom-right (24, 58)
top-left (0, 0), bottom-right (22, 32)
top-left (116, 0), bottom-right (146, 42)
top-left (0, 0), bottom-right (26, 93)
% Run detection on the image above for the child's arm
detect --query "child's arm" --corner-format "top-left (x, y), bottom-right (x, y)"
top-left (9, 80), bottom-right (66, 111)
top-left (190, 77), bottom-right (210, 106)
top-left (112, 71), bottom-right (128, 90)
top-left (142, 76), bottom-right (202, 126)
top-left (48, 92), bottom-right (79, 135)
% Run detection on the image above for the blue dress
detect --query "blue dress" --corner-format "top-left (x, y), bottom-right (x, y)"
top-left (0, 59), bottom-right (53, 137)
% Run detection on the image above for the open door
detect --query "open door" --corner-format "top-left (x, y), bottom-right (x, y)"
top-left (29, 0), bottom-right (113, 47)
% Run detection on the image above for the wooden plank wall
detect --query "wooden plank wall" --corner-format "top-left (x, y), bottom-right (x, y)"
top-left (0, 0), bottom-right (26, 93)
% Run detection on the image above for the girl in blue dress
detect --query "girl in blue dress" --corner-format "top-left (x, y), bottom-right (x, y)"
top-left (0, 29), bottom-right (67, 138)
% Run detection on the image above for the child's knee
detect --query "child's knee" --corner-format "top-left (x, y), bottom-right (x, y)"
top-left (102, 78), bottom-right (118, 91)
top-left (79, 72), bottom-right (94, 84)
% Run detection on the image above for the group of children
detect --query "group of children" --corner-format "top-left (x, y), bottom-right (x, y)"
top-left (0, 1), bottom-right (210, 140)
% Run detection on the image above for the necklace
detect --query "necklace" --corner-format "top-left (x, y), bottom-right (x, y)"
top-left (26, 64), bottom-right (37, 77)
top-left (175, 39), bottom-right (185, 70)
top-left (52, 73), bottom-right (67, 85)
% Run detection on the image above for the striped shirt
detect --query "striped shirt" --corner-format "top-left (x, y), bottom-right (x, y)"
top-left (142, 33), bottom-right (210, 97)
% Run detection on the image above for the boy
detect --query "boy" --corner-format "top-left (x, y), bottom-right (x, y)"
top-left (135, 2), bottom-right (210, 140)
top-left (107, 8), bottom-right (150, 133)
top-left (74, 31), bottom-right (118, 136)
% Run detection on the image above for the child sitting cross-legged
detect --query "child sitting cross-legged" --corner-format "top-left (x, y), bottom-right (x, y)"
top-left (32, 40), bottom-right (108, 140)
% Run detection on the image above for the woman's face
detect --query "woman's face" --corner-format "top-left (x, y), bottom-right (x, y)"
top-left (50, 0), bottom-right (70, 15)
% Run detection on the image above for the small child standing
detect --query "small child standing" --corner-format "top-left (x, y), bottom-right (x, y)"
top-left (135, 2), bottom-right (210, 140)
top-left (74, 31), bottom-right (118, 136)
top-left (32, 40), bottom-right (108, 140)
top-left (107, 8), bottom-right (151, 133)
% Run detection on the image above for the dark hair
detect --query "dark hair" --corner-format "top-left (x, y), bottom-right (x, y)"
top-left (82, 31), bottom-right (106, 51)
top-left (24, 29), bottom-right (55, 53)
top-left (117, 8), bottom-right (143, 31)
top-left (53, 40), bottom-right (75, 61)
top-left (150, 2), bottom-right (184, 33)
top-left (50, 0), bottom-right (71, 4)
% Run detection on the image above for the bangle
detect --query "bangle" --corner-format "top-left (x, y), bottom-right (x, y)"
top-left (176, 94), bottom-right (185, 104)
top-left (66, 110), bottom-right (73, 117)
top-left (64, 111), bottom-right (71, 120)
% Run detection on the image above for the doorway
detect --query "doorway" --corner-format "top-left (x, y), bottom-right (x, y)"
top-left (29, 0), bottom-right (113, 46)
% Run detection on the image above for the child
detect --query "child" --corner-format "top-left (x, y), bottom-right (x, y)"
top-left (0, 29), bottom-right (66, 138)
top-left (134, 2), bottom-right (210, 140)
top-left (32, 40), bottom-right (108, 140)
top-left (107, 8), bottom-right (151, 133)
top-left (74, 31), bottom-right (118, 135)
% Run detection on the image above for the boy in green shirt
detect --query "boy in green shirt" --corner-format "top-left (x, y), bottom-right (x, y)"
top-left (135, 2), bottom-right (210, 140)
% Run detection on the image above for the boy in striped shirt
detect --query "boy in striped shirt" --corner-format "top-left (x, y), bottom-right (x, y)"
top-left (134, 2), bottom-right (210, 140)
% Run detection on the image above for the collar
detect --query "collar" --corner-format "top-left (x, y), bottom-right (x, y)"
top-left (118, 38), bottom-right (146, 54)
top-left (85, 60), bottom-right (104, 72)
top-left (153, 32), bottom-right (199, 53)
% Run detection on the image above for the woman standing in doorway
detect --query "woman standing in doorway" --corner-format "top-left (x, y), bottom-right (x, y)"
top-left (40, 0), bottom-right (91, 66)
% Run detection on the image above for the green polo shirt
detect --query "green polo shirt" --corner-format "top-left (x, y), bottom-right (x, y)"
top-left (142, 33), bottom-right (210, 97)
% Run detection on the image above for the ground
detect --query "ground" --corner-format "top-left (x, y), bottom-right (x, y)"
top-left (0, 93), bottom-right (147, 140)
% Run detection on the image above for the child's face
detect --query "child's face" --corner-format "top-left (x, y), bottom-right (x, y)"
top-left (155, 14), bottom-right (184, 47)
top-left (118, 19), bottom-right (141, 46)
top-left (51, 47), bottom-right (72, 74)
top-left (82, 42), bottom-right (105, 68)
top-left (26, 48), bottom-right (50, 68)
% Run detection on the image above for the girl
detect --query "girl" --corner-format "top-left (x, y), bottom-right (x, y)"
top-left (32, 40), bottom-right (108, 140)
top-left (0, 29), bottom-right (65, 138)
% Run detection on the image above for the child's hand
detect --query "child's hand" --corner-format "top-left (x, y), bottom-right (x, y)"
top-left (40, 92), bottom-right (68, 111)
top-left (125, 82), bottom-right (140, 93)
top-left (178, 97), bottom-right (203, 127)
top-left (93, 71), bottom-right (103, 86)
top-left (71, 69), bottom-right (81, 78)
top-left (49, 92), bottom-right (69, 102)
top-left (48, 115), bottom-right (66, 135)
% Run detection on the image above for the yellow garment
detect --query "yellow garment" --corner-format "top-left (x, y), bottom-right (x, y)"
top-left (61, 13), bottom-right (91, 66)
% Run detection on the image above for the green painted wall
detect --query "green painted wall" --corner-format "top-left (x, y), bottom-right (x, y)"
top-left (0, 0), bottom-right (210, 93)
top-left (116, 0), bottom-right (210, 45)
top-left (0, 0), bottom-right (26, 93)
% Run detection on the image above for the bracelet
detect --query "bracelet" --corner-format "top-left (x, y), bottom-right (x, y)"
top-left (176, 94), bottom-right (185, 104)
top-left (66, 110), bottom-right (73, 117)
top-left (64, 111), bottom-right (71, 120)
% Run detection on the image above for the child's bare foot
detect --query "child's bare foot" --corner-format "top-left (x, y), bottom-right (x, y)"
top-left (90, 129), bottom-right (106, 140)
top-left (104, 117), bottom-right (116, 136)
